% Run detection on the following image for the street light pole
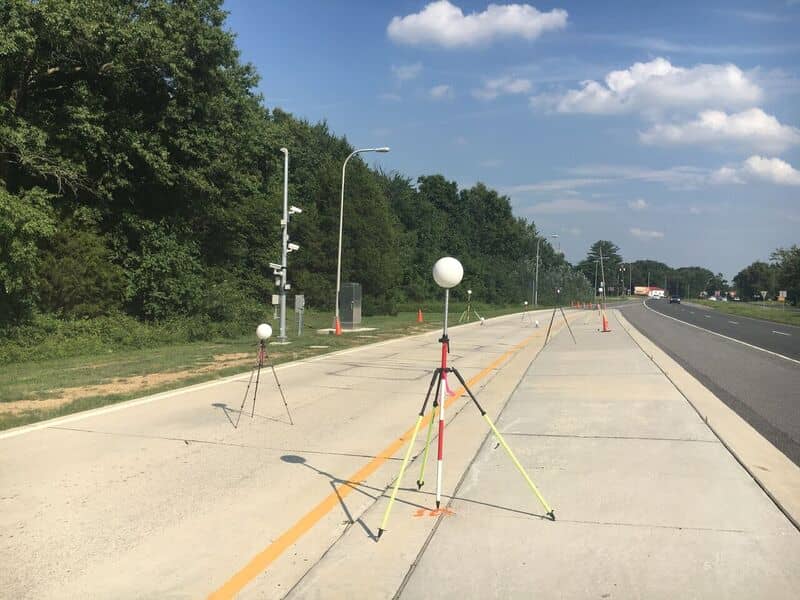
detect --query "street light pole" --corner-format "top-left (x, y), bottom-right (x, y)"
top-left (334, 146), bottom-right (390, 332)
top-left (279, 147), bottom-right (289, 341)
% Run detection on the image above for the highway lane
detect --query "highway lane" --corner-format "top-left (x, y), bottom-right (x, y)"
top-left (645, 298), bottom-right (799, 361)
top-left (619, 301), bottom-right (800, 467)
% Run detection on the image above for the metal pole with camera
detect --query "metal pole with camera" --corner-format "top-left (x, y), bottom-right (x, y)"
top-left (377, 257), bottom-right (554, 540)
top-left (277, 148), bottom-right (302, 343)
top-left (235, 324), bottom-right (293, 428)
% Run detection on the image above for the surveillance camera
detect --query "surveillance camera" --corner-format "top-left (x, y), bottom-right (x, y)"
top-left (287, 242), bottom-right (300, 252)
top-left (289, 206), bottom-right (302, 215)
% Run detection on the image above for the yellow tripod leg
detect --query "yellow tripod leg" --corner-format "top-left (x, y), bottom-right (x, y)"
top-left (483, 414), bottom-right (555, 519)
top-left (378, 415), bottom-right (425, 538)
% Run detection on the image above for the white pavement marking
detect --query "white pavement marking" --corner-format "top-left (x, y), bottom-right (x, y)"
top-left (705, 315), bottom-right (711, 318)
top-left (641, 300), bottom-right (800, 366)
top-left (772, 331), bottom-right (791, 337)
top-left (729, 321), bottom-right (739, 325)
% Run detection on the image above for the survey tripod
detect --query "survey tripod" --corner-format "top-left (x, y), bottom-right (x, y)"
top-left (544, 288), bottom-right (577, 346)
top-left (377, 288), bottom-right (554, 539)
top-left (235, 339), bottom-right (293, 428)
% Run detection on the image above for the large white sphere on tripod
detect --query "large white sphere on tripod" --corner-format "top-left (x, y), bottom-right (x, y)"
top-left (256, 323), bottom-right (273, 340)
top-left (432, 257), bottom-right (463, 289)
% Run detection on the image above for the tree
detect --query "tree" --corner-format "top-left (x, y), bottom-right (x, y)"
top-left (771, 246), bottom-right (800, 306)
top-left (578, 241), bottom-right (622, 293)
top-left (733, 261), bottom-right (775, 301)
top-left (705, 273), bottom-right (729, 297)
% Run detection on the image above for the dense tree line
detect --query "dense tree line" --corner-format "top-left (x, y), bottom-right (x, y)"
top-left (733, 246), bottom-right (800, 304)
top-left (576, 240), bottom-right (799, 305)
top-left (1, 0), bottom-right (578, 330)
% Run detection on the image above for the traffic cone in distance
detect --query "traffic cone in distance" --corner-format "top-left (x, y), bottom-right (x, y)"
top-left (417, 308), bottom-right (424, 323)
top-left (334, 316), bottom-right (343, 336)
top-left (601, 311), bottom-right (611, 333)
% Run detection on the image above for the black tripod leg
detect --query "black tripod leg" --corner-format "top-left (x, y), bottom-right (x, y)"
top-left (235, 366), bottom-right (257, 429)
top-left (264, 349), bottom-right (294, 425)
top-left (250, 356), bottom-right (263, 419)
top-left (560, 306), bottom-right (577, 344)
top-left (544, 307), bottom-right (557, 346)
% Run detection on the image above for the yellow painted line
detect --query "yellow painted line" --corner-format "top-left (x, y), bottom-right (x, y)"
top-left (208, 320), bottom-right (569, 599)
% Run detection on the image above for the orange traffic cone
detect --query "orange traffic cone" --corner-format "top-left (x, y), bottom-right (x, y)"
top-left (601, 311), bottom-right (611, 333)
top-left (417, 308), bottom-right (424, 323)
top-left (334, 316), bottom-right (343, 336)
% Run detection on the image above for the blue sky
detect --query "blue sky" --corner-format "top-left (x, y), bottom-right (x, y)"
top-left (223, 0), bottom-right (800, 279)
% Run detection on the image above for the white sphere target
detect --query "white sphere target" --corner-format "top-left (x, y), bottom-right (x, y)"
top-left (256, 323), bottom-right (273, 340)
top-left (432, 257), bottom-right (463, 289)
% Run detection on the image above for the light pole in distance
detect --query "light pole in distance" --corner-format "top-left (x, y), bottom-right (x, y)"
top-left (334, 146), bottom-right (390, 333)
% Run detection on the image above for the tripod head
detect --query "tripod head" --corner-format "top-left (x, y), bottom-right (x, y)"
top-left (433, 256), bottom-right (463, 339)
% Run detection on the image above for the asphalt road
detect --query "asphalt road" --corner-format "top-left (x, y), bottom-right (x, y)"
top-left (619, 300), bottom-right (800, 467)
top-left (647, 299), bottom-right (799, 360)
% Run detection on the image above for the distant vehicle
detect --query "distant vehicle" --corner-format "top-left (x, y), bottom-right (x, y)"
top-left (648, 289), bottom-right (665, 299)
top-left (709, 297), bottom-right (718, 302)
top-left (669, 296), bottom-right (681, 304)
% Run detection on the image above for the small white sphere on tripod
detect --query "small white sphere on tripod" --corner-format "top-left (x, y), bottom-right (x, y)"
top-left (535, 319), bottom-right (540, 328)
top-left (432, 256), bottom-right (463, 289)
top-left (480, 317), bottom-right (485, 324)
top-left (524, 301), bottom-right (528, 305)
top-left (256, 323), bottom-right (273, 340)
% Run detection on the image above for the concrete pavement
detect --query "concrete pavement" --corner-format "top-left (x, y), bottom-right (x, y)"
top-left (0, 308), bottom-right (569, 599)
top-left (3, 306), bottom-right (799, 598)
top-left (288, 309), bottom-right (800, 599)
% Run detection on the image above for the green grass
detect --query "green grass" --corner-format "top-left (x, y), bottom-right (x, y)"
top-left (689, 299), bottom-right (800, 327)
top-left (0, 303), bottom-right (535, 430)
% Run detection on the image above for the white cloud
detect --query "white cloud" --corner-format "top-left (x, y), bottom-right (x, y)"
top-left (640, 108), bottom-right (800, 152)
top-left (712, 155), bottom-right (800, 186)
top-left (525, 198), bottom-right (611, 214)
top-left (628, 198), bottom-right (648, 210)
top-left (504, 178), bottom-right (608, 194)
top-left (709, 166), bottom-right (744, 184)
top-left (387, 1), bottom-right (568, 48)
top-left (533, 57), bottom-right (762, 115)
top-left (630, 227), bottom-right (664, 240)
top-left (473, 76), bottom-right (532, 100)
top-left (566, 164), bottom-right (709, 189)
top-left (430, 84), bottom-right (454, 100)
top-left (743, 155), bottom-right (800, 185)
top-left (391, 62), bottom-right (422, 82)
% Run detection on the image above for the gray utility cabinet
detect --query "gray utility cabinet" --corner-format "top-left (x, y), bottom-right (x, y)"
top-left (340, 283), bottom-right (362, 329)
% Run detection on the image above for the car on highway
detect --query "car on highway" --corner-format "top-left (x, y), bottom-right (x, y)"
top-left (669, 295), bottom-right (681, 304)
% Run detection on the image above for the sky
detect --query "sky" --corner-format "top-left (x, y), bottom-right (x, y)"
top-left (223, 0), bottom-right (800, 279)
